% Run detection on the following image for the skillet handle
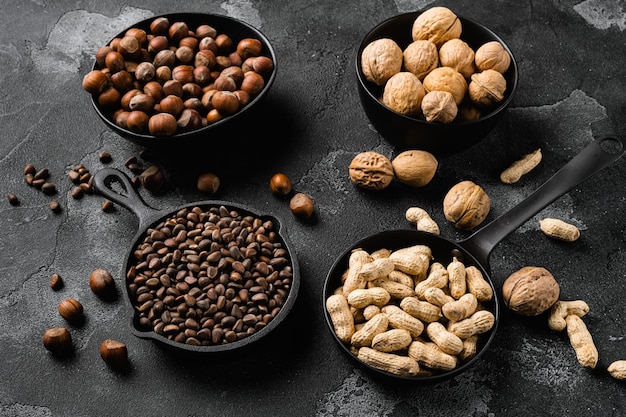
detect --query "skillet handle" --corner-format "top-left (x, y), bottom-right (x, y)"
top-left (459, 136), bottom-right (626, 272)
top-left (92, 167), bottom-right (160, 230)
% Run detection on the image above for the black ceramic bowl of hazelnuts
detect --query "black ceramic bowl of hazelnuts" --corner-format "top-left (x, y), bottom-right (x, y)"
top-left (356, 8), bottom-right (518, 156)
top-left (84, 13), bottom-right (277, 148)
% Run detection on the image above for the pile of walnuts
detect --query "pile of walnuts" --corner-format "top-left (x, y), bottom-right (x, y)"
top-left (360, 6), bottom-right (511, 124)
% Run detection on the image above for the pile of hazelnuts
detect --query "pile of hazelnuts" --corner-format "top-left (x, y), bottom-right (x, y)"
top-left (82, 16), bottom-right (274, 137)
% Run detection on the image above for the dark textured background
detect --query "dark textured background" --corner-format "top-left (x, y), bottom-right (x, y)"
top-left (1, 0), bottom-right (625, 416)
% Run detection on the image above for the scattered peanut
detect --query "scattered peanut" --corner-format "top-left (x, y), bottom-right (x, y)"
top-left (565, 314), bottom-right (598, 369)
top-left (500, 148), bottom-right (542, 184)
top-left (608, 360), bottom-right (626, 380)
top-left (405, 207), bottom-right (440, 234)
top-left (547, 300), bottom-right (589, 331)
top-left (539, 218), bottom-right (580, 242)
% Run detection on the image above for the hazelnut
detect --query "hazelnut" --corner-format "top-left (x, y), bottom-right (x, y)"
top-left (382, 72), bottom-right (425, 116)
top-left (443, 180), bottom-right (490, 230)
top-left (158, 95), bottom-right (184, 116)
top-left (135, 61), bottom-right (156, 83)
top-left (148, 113), bottom-right (177, 136)
top-left (439, 38), bottom-right (476, 78)
top-left (110, 70), bottom-right (134, 93)
top-left (89, 268), bottom-right (116, 298)
top-left (43, 327), bottom-right (73, 356)
top-left (177, 108), bottom-right (203, 132)
top-left (502, 266), bottom-right (560, 316)
top-left (129, 93), bottom-right (155, 113)
top-left (469, 69), bottom-right (507, 108)
top-left (175, 45), bottom-right (195, 63)
top-left (289, 193), bottom-right (315, 219)
top-left (411, 6), bottom-right (462, 47)
top-left (140, 164), bottom-right (166, 193)
top-left (349, 151), bottom-right (394, 191)
top-left (402, 40), bottom-right (439, 80)
top-left (50, 273), bottom-right (64, 291)
top-left (104, 51), bottom-right (125, 73)
top-left (421, 91), bottom-right (458, 123)
top-left (58, 298), bottom-right (84, 323)
top-left (153, 49), bottom-right (176, 68)
top-left (391, 150), bottom-right (438, 187)
top-left (148, 35), bottom-right (169, 54)
top-left (237, 38), bottom-right (263, 59)
top-left (241, 71), bottom-right (265, 95)
top-left (150, 17), bottom-right (170, 35)
top-left (99, 339), bottom-right (129, 369)
top-left (82, 70), bottom-right (109, 95)
top-left (168, 21), bottom-right (189, 43)
top-left (172, 65), bottom-right (195, 84)
top-left (269, 173), bottom-right (293, 196)
top-left (361, 38), bottom-right (403, 86)
top-left (196, 24), bottom-right (217, 39)
top-left (423, 66), bottom-right (467, 106)
top-left (125, 110), bottom-right (150, 133)
top-left (475, 41), bottom-right (511, 73)
top-left (212, 90), bottom-right (239, 115)
top-left (197, 172), bottom-right (220, 194)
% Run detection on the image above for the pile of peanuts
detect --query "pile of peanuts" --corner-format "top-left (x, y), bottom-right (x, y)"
top-left (326, 243), bottom-right (495, 377)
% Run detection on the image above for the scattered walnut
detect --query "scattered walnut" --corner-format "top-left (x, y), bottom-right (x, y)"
top-left (439, 38), bottom-right (476, 78)
top-left (443, 180), bottom-right (490, 230)
top-left (361, 38), bottom-right (403, 86)
top-left (402, 40), bottom-right (439, 80)
top-left (423, 66), bottom-right (467, 106)
top-left (421, 91), bottom-right (458, 123)
top-left (412, 6), bottom-right (462, 47)
top-left (475, 41), bottom-right (511, 73)
top-left (382, 72), bottom-right (425, 116)
top-left (391, 150), bottom-right (438, 187)
top-left (349, 151), bottom-right (395, 191)
top-left (469, 69), bottom-right (507, 108)
top-left (502, 266), bottom-right (560, 316)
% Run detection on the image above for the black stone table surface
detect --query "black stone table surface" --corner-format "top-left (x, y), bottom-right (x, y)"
top-left (1, 1), bottom-right (626, 416)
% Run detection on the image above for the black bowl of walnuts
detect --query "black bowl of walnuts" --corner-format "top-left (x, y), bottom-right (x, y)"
top-left (83, 13), bottom-right (277, 147)
top-left (356, 7), bottom-right (518, 155)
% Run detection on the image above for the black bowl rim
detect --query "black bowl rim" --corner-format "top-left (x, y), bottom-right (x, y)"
top-left (355, 12), bottom-right (519, 128)
top-left (323, 229), bottom-right (500, 382)
top-left (90, 12), bottom-right (278, 143)
top-left (123, 199), bottom-right (300, 354)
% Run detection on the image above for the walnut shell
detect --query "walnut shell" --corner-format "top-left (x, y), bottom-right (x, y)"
top-left (421, 91), bottom-right (457, 123)
top-left (423, 67), bottom-right (467, 106)
top-left (349, 151), bottom-right (394, 191)
top-left (443, 180), bottom-right (490, 230)
top-left (402, 40), bottom-right (439, 80)
top-left (391, 150), bottom-right (438, 187)
top-left (382, 72), bottom-right (425, 116)
top-left (502, 266), bottom-right (560, 316)
top-left (361, 38), bottom-right (403, 86)
top-left (412, 6), bottom-right (462, 47)
top-left (475, 41), bottom-right (511, 73)
top-left (469, 69), bottom-right (507, 108)
top-left (439, 38), bottom-right (476, 79)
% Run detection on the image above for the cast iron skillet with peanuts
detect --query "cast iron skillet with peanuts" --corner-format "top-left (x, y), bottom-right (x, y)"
top-left (324, 136), bottom-right (625, 382)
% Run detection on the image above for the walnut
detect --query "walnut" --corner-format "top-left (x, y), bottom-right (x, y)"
top-left (469, 69), bottom-right (507, 108)
top-left (439, 38), bottom-right (476, 78)
top-left (443, 180), bottom-right (490, 230)
top-left (421, 91), bottom-right (457, 123)
top-left (412, 6), bottom-right (462, 47)
top-left (391, 150), bottom-right (438, 187)
top-left (361, 38), bottom-right (403, 86)
top-left (456, 104), bottom-right (482, 122)
top-left (475, 41), bottom-right (511, 73)
top-left (349, 151), bottom-right (395, 190)
top-left (502, 266), bottom-right (560, 316)
top-left (422, 66), bottom-right (467, 105)
top-left (382, 72), bottom-right (425, 116)
top-left (402, 40), bottom-right (439, 80)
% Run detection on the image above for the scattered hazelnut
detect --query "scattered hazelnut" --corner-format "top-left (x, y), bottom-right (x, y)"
top-left (140, 164), bottom-right (166, 193)
top-left (58, 298), bottom-right (84, 323)
top-left (269, 173), bottom-right (293, 196)
top-left (99, 339), bottom-right (128, 369)
top-left (197, 172), bottom-right (220, 194)
top-left (50, 273), bottom-right (64, 291)
top-left (289, 193), bottom-right (315, 219)
top-left (43, 327), bottom-right (73, 356)
top-left (89, 269), bottom-right (116, 299)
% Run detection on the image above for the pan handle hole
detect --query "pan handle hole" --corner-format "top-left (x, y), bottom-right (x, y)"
top-left (599, 136), bottom-right (624, 155)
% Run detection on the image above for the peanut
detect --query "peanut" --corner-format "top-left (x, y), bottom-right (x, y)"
top-left (415, 262), bottom-right (449, 299)
top-left (369, 278), bottom-right (415, 299)
top-left (566, 314), bottom-right (598, 369)
top-left (500, 148), bottom-right (542, 184)
top-left (357, 347), bottom-right (421, 377)
top-left (405, 207), bottom-right (440, 234)
top-left (426, 322), bottom-right (464, 355)
top-left (351, 312), bottom-right (389, 348)
top-left (370, 248), bottom-right (392, 259)
top-left (387, 269), bottom-right (416, 289)
top-left (447, 310), bottom-right (495, 339)
top-left (400, 296), bottom-right (442, 323)
top-left (372, 328), bottom-right (413, 352)
top-left (539, 218), bottom-right (580, 242)
top-left (362, 304), bottom-right (381, 321)
top-left (407, 340), bottom-right (458, 371)
top-left (326, 294), bottom-right (355, 343)
top-left (442, 293), bottom-right (478, 322)
top-left (388, 245), bottom-right (432, 277)
top-left (458, 335), bottom-right (480, 362)
top-left (547, 300), bottom-right (589, 331)
top-left (447, 257), bottom-right (466, 299)
top-left (341, 249), bottom-right (372, 298)
top-left (465, 266), bottom-right (493, 302)
top-left (359, 257), bottom-right (395, 281)
top-left (423, 287), bottom-right (454, 307)
top-left (382, 304), bottom-right (425, 338)
top-left (347, 287), bottom-right (391, 309)
top-left (608, 360), bottom-right (626, 380)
